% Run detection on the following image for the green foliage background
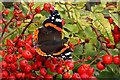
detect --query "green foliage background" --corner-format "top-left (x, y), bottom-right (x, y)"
top-left (1, 1), bottom-right (120, 79)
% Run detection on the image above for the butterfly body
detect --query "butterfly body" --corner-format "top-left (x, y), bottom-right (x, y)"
top-left (34, 10), bottom-right (72, 61)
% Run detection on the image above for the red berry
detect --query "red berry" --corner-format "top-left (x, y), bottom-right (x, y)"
top-left (40, 68), bottom-right (48, 75)
top-left (10, 62), bottom-right (18, 71)
top-left (1, 60), bottom-right (7, 69)
top-left (87, 56), bottom-right (92, 60)
top-left (56, 65), bottom-right (64, 74)
top-left (44, 74), bottom-right (53, 80)
top-left (13, 35), bottom-right (18, 42)
top-left (36, 55), bottom-right (46, 62)
top-left (13, 55), bottom-right (17, 62)
top-left (16, 72), bottom-right (22, 78)
top-left (102, 55), bottom-right (112, 64)
top-left (114, 34), bottom-right (120, 44)
top-left (65, 61), bottom-right (74, 70)
top-left (19, 59), bottom-right (28, 67)
top-left (77, 66), bottom-right (86, 75)
top-left (32, 62), bottom-right (39, 71)
top-left (0, 26), bottom-right (2, 33)
top-left (2, 70), bottom-right (9, 79)
top-left (25, 43), bottom-right (32, 50)
top-left (7, 39), bottom-right (14, 46)
top-left (22, 50), bottom-right (33, 60)
top-left (37, 75), bottom-right (44, 79)
top-left (26, 39), bottom-right (33, 46)
top-left (51, 58), bottom-right (59, 64)
top-left (85, 38), bottom-right (89, 43)
top-left (19, 13), bottom-right (25, 18)
top-left (25, 73), bottom-right (32, 78)
top-left (114, 25), bottom-right (120, 34)
top-left (35, 6), bottom-right (41, 13)
top-left (18, 47), bottom-right (23, 53)
top-left (5, 54), bottom-right (13, 63)
top-left (16, 21), bottom-right (21, 26)
top-left (62, 19), bottom-right (66, 26)
top-left (30, 47), bottom-right (37, 55)
top-left (97, 61), bottom-right (106, 70)
top-left (104, 38), bottom-right (110, 43)
top-left (9, 75), bottom-right (16, 80)
top-left (44, 3), bottom-right (54, 12)
top-left (4, 9), bottom-right (10, 15)
top-left (89, 76), bottom-right (97, 80)
top-left (80, 73), bottom-right (89, 80)
top-left (72, 73), bottom-right (81, 79)
top-left (50, 65), bottom-right (56, 72)
top-left (86, 67), bottom-right (94, 76)
top-left (44, 59), bottom-right (53, 68)
top-left (64, 72), bottom-right (71, 78)
top-left (113, 56), bottom-right (120, 64)
top-left (37, 61), bottom-right (43, 68)
top-left (109, 18), bottom-right (113, 24)
top-left (25, 65), bottom-right (32, 73)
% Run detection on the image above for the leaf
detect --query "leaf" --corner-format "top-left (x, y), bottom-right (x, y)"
top-left (91, 13), bottom-right (114, 43)
top-left (109, 13), bottom-right (118, 26)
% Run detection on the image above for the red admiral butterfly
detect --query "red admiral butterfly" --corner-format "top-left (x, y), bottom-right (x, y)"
top-left (33, 10), bottom-right (72, 61)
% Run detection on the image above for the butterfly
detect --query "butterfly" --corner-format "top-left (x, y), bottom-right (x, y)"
top-left (33, 10), bottom-right (72, 61)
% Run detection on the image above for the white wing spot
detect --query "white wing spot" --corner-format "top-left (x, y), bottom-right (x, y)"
top-left (65, 52), bottom-right (71, 56)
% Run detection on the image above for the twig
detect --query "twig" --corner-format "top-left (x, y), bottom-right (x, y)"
top-left (65, 2), bottom-right (71, 18)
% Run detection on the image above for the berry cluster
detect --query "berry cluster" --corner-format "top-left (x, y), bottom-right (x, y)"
top-left (97, 55), bottom-right (120, 70)
top-left (104, 17), bottom-right (120, 49)
top-left (0, 32), bottom-right (97, 79)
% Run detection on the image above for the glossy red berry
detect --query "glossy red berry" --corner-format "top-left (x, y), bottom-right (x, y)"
top-left (114, 34), bottom-right (120, 44)
top-left (87, 67), bottom-right (94, 76)
top-left (26, 39), bottom-right (33, 46)
top-left (40, 68), bottom-right (48, 75)
top-left (1, 60), bottom-right (7, 69)
top-left (19, 59), bottom-right (28, 67)
top-left (37, 75), bottom-right (44, 79)
top-left (19, 13), bottom-right (25, 18)
top-left (65, 61), bottom-right (74, 70)
top-left (18, 47), bottom-right (23, 53)
top-left (32, 62), bottom-right (39, 71)
top-left (37, 61), bottom-right (43, 68)
top-left (51, 58), bottom-right (59, 64)
top-left (50, 65), bottom-right (56, 72)
top-left (7, 39), bottom-right (14, 46)
top-left (109, 18), bottom-right (113, 24)
top-left (72, 73), bottom-right (81, 79)
top-left (4, 9), bottom-right (10, 15)
top-left (104, 38), bottom-right (110, 43)
top-left (25, 43), bottom-right (32, 50)
top-left (113, 56), bottom-right (120, 64)
top-left (77, 66), bottom-right (86, 75)
top-left (9, 75), bottom-right (16, 80)
top-left (102, 55), bottom-right (112, 64)
top-left (5, 54), bottom-right (13, 63)
top-left (22, 50), bottom-right (33, 60)
top-left (16, 72), bottom-right (22, 78)
top-left (36, 55), bottom-right (46, 62)
top-left (89, 76), bottom-right (97, 80)
top-left (16, 21), bottom-right (21, 26)
top-left (80, 73), bottom-right (89, 79)
top-left (2, 70), bottom-right (9, 79)
top-left (44, 74), bottom-right (53, 80)
top-left (30, 47), bottom-right (37, 55)
top-left (114, 25), bottom-right (119, 34)
top-left (13, 35), bottom-right (18, 42)
top-left (25, 73), bottom-right (32, 78)
top-left (85, 38), bottom-right (89, 43)
top-left (10, 62), bottom-right (18, 71)
top-left (97, 61), bottom-right (106, 70)
top-left (35, 6), bottom-right (41, 13)
top-left (64, 72), bottom-right (71, 78)
top-left (44, 59), bottom-right (53, 68)
top-left (62, 19), bottom-right (66, 26)
top-left (25, 65), bottom-right (32, 73)
top-left (56, 65), bottom-right (64, 74)
top-left (0, 26), bottom-right (2, 33)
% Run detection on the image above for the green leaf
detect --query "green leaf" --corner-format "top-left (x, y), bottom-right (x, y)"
top-left (91, 13), bottom-right (114, 43)
top-left (109, 13), bottom-right (118, 26)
